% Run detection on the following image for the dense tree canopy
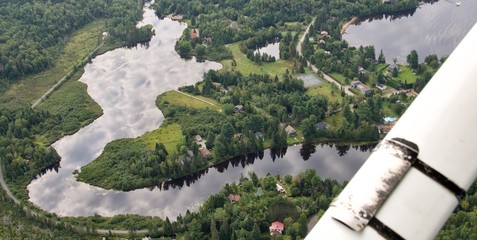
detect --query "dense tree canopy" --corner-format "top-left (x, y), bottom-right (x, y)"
top-left (0, 0), bottom-right (152, 83)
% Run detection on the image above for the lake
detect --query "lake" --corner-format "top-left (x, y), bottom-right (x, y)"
top-left (27, 4), bottom-right (373, 220)
top-left (343, 0), bottom-right (477, 63)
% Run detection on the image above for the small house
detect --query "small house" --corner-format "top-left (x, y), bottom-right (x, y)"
top-left (351, 80), bottom-right (361, 88)
top-left (320, 31), bottom-right (329, 36)
top-left (269, 221), bottom-right (285, 236)
top-left (255, 132), bottom-right (265, 141)
top-left (356, 84), bottom-right (373, 96)
top-left (315, 122), bottom-right (330, 130)
top-left (285, 125), bottom-right (296, 137)
top-left (203, 37), bottom-right (213, 44)
top-left (228, 194), bottom-right (241, 203)
top-left (190, 32), bottom-right (199, 39)
top-left (387, 64), bottom-right (400, 72)
top-left (195, 135), bottom-right (203, 142)
top-left (376, 83), bottom-right (387, 90)
top-left (276, 183), bottom-right (286, 193)
top-left (234, 105), bottom-right (244, 113)
top-left (212, 82), bottom-right (222, 88)
top-left (199, 147), bottom-right (212, 159)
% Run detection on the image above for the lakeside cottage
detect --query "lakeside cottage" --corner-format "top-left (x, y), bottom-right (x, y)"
top-left (228, 194), bottom-right (241, 203)
top-left (285, 125), bottom-right (296, 137)
top-left (269, 221), bottom-right (285, 236)
top-left (199, 147), bottom-right (212, 159)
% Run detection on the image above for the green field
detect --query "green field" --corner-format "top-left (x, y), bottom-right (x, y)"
top-left (221, 43), bottom-right (294, 78)
top-left (0, 19), bottom-right (107, 109)
top-left (392, 65), bottom-right (417, 84)
top-left (157, 91), bottom-right (220, 111)
top-left (140, 123), bottom-right (183, 154)
top-left (306, 81), bottom-right (342, 104)
top-left (329, 72), bottom-right (347, 85)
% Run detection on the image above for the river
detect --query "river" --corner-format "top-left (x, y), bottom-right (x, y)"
top-left (343, 0), bottom-right (477, 63)
top-left (27, 4), bottom-right (372, 219)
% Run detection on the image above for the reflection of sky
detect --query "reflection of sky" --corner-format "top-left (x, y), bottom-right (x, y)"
top-left (343, 0), bottom-right (477, 63)
top-left (254, 42), bottom-right (280, 59)
top-left (27, 6), bottom-right (372, 220)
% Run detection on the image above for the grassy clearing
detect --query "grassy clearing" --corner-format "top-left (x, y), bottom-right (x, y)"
top-left (329, 72), bottom-right (347, 85)
top-left (221, 44), bottom-right (294, 78)
top-left (157, 91), bottom-right (221, 110)
top-left (306, 81), bottom-right (342, 104)
top-left (393, 66), bottom-right (417, 84)
top-left (325, 113), bottom-right (344, 129)
top-left (0, 19), bottom-right (107, 109)
top-left (140, 123), bottom-right (183, 154)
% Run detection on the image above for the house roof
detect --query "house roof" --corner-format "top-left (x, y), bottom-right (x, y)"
top-left (270, 221), bottom-right (285, 231)
top-left (199, 147), bottom-right (212, 158)
top-left (195, 135), bottom-right (203, 142)
top-left (190, 32), bottom-right (199, 39)
top-left (285, 125), bottom-right (296, 134)
top-left (228, 194), bottom-right (241, 202)
top-left (316, 122), bottom-right (330, 129)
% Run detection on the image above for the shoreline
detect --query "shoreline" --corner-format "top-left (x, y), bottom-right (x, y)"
top-left (341, 16), bottom-right (359, 35)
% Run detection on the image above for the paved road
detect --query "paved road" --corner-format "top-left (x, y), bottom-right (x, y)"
top-left (31, 42), bottom-right (105, 109)
top-left (296, 18), bottom-right (355, 97)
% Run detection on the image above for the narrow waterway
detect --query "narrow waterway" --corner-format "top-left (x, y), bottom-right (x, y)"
top-left (27, 4), bottom-right (373, 220)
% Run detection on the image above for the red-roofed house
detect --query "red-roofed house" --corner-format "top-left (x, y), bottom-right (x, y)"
top-left (269, 221), bottom-right (285, 236)
top-left (190, 32), bottom-right (199, 39)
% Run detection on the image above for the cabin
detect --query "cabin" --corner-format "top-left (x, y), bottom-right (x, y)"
top-left (351, 80), bottom-right (361, 88)
top-left (269, 221), bottom-right (285, 236)
top-left (357, 84), bottom-right (373, 96)
top-left (228, 194), bottom-right (241, 203)
top-left (387, 64), bottom-right (400, 72)
top-left (315, 122), bottom-right (330, 130)
top-left (276, 183), bottom-right (286, 193)
top-left (195, 135), bottom-right (203, 142)
top-left (234, 105), bottom-right (244, 113)
top-left (212, 82), bottom-right (222, 88)
top-left (199, 147), bottom-right (212, 159)
top-left (285, 125), bottom-right (296, 137)
top-left (255, 132), bottom-right (265, 141)
top-left (376, 83), bottom-right (387, 90)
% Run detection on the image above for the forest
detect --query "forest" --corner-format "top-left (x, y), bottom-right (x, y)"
top-left (0, 0), bottom-right (476, 238)
top-left (0, 0), bottom-right (153, 86)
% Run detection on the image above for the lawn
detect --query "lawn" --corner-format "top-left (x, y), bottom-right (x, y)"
top-left (0, 19), bottom-right (108, 109)
top-left (329, 72), bottom-right (347, 85)
top-left (306, 81), bottom-right (342, 104)
top-left (392, 65), bottom-right (417, 84)
top-left (221, 43), bottom-right (294, 78)
top-left (140, 123), bottom-right (183, 154)
top-left (324, 113), bottom-right (344, 129)
top-left (157, 91), bottom-right (221, 111)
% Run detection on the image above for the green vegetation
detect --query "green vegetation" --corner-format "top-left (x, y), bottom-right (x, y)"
top-left (0, 0), bottom-right (153, 84)
top-left (156, 169), bottom-right (343, 239)
top-left (157, 91), bottom-right (220, 111)
top-left (391, 65), bottom-right (417, 84)
top-left (0, 19), bottom-right (107, 109)
top-left (329, 72), bottom-right (347, 85)
top-left (221, 44), bottom-right (294, 78)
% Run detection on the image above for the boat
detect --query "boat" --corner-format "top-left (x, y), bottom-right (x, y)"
top-left (456, 2), bottom-right (462, 6)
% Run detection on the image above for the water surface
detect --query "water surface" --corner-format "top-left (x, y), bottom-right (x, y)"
top-left (343, 0), bottom-right (477, 63)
